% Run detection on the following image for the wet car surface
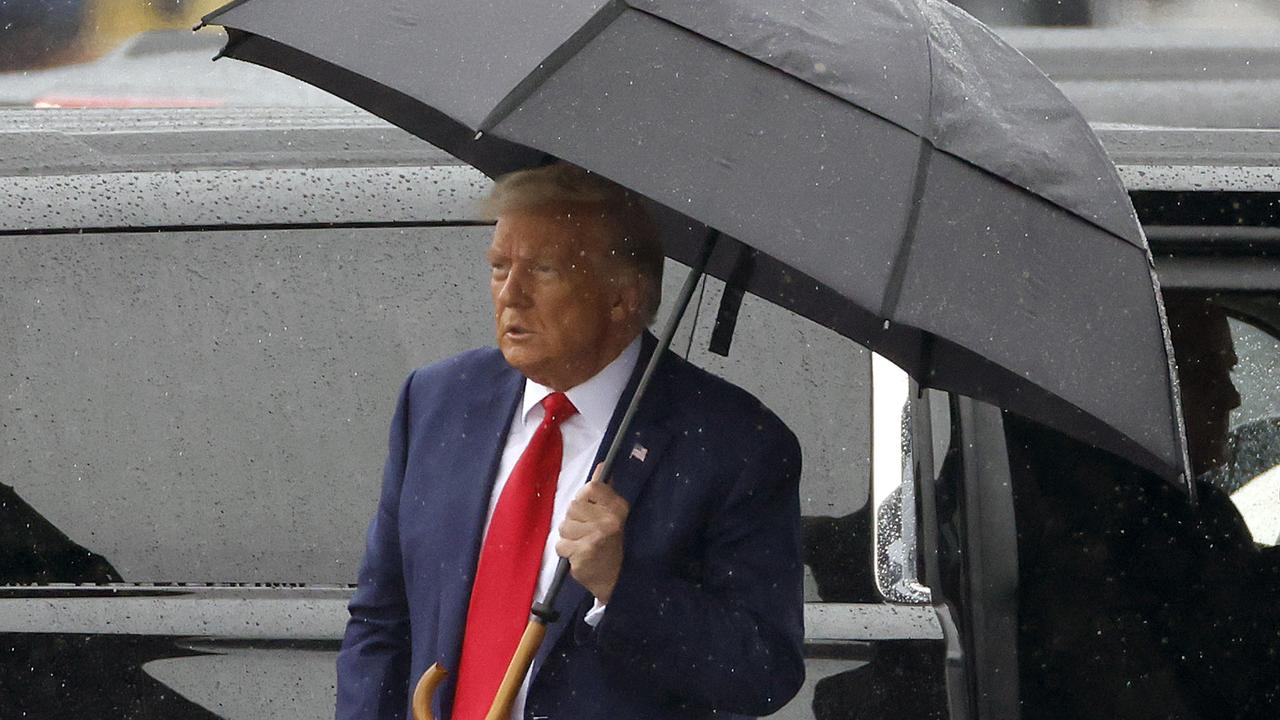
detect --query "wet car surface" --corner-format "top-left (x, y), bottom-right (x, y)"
top-left (2, 26), bottom-right (1279, 720)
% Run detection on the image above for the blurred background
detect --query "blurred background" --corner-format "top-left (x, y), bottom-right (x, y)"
top-left (2, 0), bottom-right (1279, 74)
top-left (1, 0), bottom-right (225, 72)
top-left (956, 0), bottom-right (1280, 27)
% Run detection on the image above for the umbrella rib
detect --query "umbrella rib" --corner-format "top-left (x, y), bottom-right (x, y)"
top-left (879, 12), bottom-right (936, 326)
top-left (624, 2), bottom-right (932, 144)
top-left (629, 3), bottom-right (1143, 246)
top-left (878, 138), bottom-right (935, 323)
top-left (476, 0), bottom-right (628, 134)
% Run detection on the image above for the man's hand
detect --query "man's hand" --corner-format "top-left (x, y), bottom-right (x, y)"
top-left (556, 465), bottom-right (630, 603)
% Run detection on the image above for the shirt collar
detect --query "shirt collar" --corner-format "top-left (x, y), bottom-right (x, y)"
top-left (521, 335), bottom-right (642, 433)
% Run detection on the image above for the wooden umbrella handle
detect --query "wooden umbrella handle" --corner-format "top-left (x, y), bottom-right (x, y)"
top-left (412, 663), bottom-right (449, 720)
top-left (484, 620), bottom-right (548, 720)
top-left (410, 621), bottom-right (546, 720)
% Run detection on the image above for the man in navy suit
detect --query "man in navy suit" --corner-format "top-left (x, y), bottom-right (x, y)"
top-left (335, 164), bottom-right (805, 720)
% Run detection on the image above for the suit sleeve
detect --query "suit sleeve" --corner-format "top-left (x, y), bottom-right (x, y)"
top-left (336, 371), bottom-right (415, 720)
top-left (593, 419), bottom-right (806, 715)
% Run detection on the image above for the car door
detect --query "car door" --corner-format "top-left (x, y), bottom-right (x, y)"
top-left (863, 358), bottom-right (1019, 720)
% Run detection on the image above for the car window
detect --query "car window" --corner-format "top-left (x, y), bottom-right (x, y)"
top-left (1010, 289), bottom-right (1280, 719)
top-left (2, 231), bottom-right (876, 592)
top-left (1223, 314), bottom-right (1280, 547)
top-left (2, 225), bottom-right (494, 584)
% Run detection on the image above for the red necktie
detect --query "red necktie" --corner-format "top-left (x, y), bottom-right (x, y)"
top-left (452, 392), bottom-right (577, 720)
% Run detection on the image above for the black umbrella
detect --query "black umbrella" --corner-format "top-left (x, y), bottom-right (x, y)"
top-left (199, 0), bottom-right (1192, 713)
top-left (199, 0), bottom-right (1188, 486)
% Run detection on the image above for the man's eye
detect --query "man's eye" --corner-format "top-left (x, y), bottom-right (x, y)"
top-left (489, 263), bottom-right (509, 278)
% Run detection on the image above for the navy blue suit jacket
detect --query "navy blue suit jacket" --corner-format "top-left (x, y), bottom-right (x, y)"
top-left (335, 334), bottom-right (805, 719)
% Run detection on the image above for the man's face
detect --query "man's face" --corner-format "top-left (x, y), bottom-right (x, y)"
top-left (487, 204), bottom-right (637, 391)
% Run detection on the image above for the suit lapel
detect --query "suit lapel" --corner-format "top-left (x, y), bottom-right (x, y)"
top-left (533, 333), bottom-right (677, 672)
top-left (602, 332), bottom-right (677, 507)
top-left (435, 359), bottom-right (524, 682)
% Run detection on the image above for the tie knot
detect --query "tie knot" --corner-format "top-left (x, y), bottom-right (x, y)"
top-left (541, 392), bottom-right (577, 426)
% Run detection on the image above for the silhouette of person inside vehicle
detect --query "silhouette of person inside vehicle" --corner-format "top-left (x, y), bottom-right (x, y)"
top-left (803, 294), bottom-right (1277, 720)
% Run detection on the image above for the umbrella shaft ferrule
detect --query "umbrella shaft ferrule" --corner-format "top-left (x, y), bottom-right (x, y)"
top-left (530, 600), bottom-right (558, 624)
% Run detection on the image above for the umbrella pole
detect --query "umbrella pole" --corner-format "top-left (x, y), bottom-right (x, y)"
top-left (411, 229), bottom-right (721, 720)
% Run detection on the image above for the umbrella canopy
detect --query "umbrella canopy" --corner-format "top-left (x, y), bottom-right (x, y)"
top-left (202, 0), bottom-right (1189, 484)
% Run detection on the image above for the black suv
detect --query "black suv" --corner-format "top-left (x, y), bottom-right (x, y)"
top-left (1, 27), bottom-right (1277, 720)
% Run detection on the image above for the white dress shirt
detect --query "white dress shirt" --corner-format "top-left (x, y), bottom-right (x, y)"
top-left (480, 335), bottom-right (640, 720)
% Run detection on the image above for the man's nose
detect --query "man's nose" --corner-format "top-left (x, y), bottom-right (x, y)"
top-left (496, 269), bottom-right (531, 306)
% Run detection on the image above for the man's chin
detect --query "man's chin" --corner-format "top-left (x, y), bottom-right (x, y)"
top-left (499, 344), bottom-right (541, 376)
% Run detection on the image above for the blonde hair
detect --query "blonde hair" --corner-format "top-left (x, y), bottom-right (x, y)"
top-left (485, 163), bottom-right (664, 322)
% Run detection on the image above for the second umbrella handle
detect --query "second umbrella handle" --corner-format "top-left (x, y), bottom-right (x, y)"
top-left (484, 619), bottom-right (547, 720)
top-left (409, 620), bottom-right (547, 720)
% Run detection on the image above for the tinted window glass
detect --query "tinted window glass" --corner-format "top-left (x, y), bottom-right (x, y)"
top-left (1011, 292), bottom-right (1280, 720)
top-left (2, 225), bottom-right (494, 584)
top-left (1224, 314), bottom-right (1280, 547)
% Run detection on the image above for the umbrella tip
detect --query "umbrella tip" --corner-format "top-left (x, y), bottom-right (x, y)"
top-left (474, 131), bottom-right (484, 141)
top-left (192, 19), bottom-right (206, 32)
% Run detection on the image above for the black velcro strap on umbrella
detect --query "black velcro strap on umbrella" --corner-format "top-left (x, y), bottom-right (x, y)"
top-left (709, 242), bottom-right (757, 357)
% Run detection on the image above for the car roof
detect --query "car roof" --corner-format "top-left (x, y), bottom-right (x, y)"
top-left (0, 107), bottom-right (1274, 233)
top-left (0, 106), bottom-right (1273, 285)
top-left (0, 108), bottom-right (481, 232)
top-left (1095, 125), bottom-right (1280, 193)
top-left (1, 106), bottom-right (1273, 187)
top-left (0, 106), bottom-right (457, 176)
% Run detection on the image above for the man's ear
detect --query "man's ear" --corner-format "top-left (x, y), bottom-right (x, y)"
top-left (608, 288), bottom-right (632, 322)
top-left (609, 270), bottom-right (644, 326)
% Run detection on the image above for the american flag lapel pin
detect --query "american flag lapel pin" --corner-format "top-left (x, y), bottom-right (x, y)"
top-left (629, 444), bottom-right (648, 462)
